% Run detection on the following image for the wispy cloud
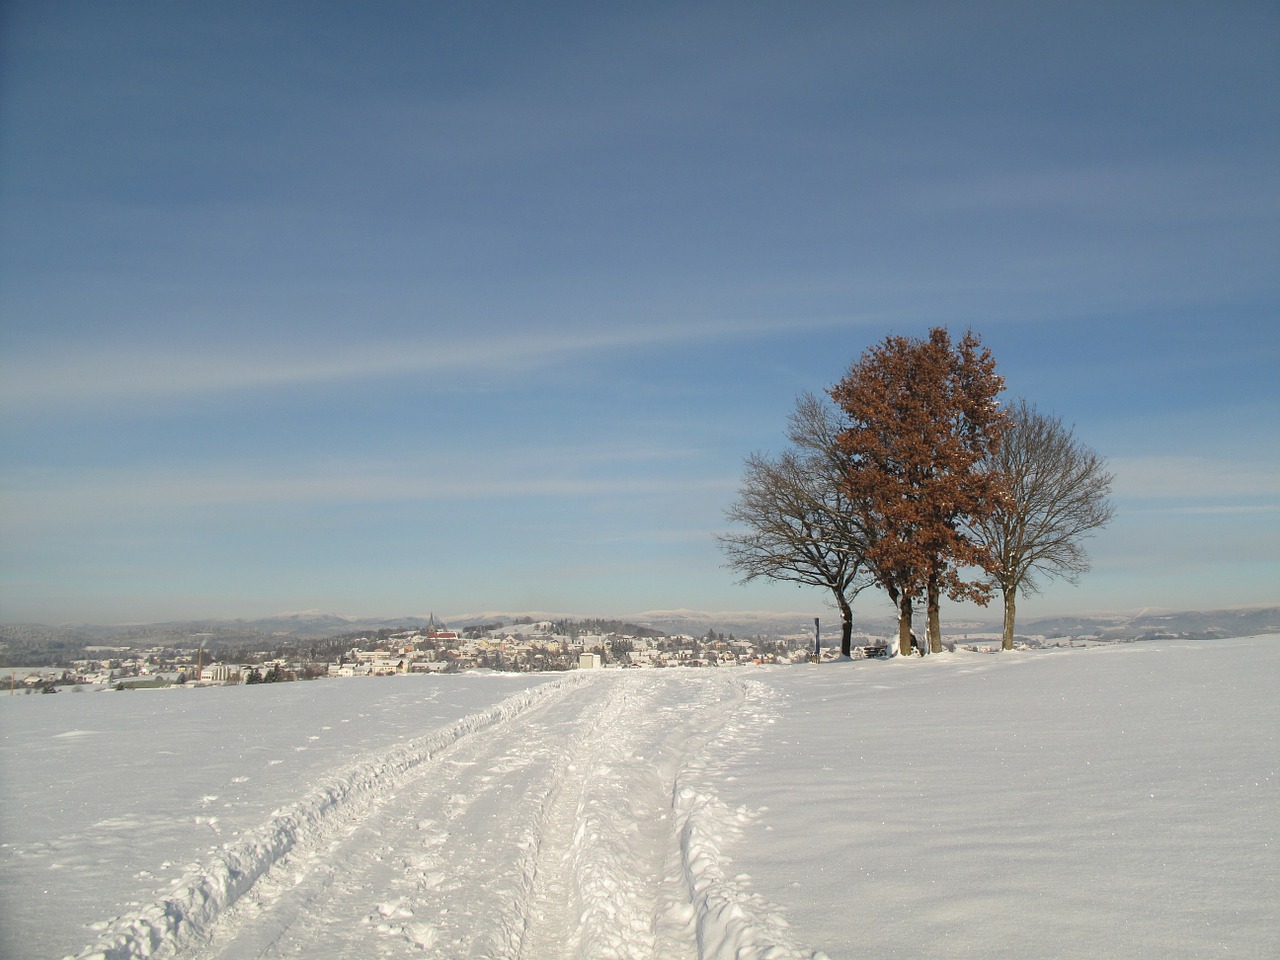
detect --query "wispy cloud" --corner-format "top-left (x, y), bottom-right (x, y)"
top-left (1126, 504), bottom-right (1280, 516)
top-left (0, 454), bottom-right (736, 530)
top-left (1, 315), bottom-right (855, 413)
top-left (911, 157), bottom-right (1277, 224)
top-left (1110, 455), bottom-right (1280, 502)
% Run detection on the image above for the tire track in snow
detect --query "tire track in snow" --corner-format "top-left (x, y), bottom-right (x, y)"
top-left (517, 672), bottom-right (745, 960)
top-left (72, 672), bottom-right (825, 960)
top-left (188, 674), bottom-right (642, 959)
top-left (69, 674), bottom-right (586, 960)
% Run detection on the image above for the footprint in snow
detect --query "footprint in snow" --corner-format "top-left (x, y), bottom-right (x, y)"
top-left (376, 900), bottom-right (414, 919)
top-left (418, 871), bottom-right (446, 890)
top-left (403, 922), bottom-right (437, 948)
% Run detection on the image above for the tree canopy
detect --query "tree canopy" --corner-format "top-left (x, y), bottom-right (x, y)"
top-left (829, 328), bottom-right (1008, 653)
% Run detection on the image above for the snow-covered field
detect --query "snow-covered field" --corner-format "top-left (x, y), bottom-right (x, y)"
top-left (1, 637), bottom-right (1275, 959)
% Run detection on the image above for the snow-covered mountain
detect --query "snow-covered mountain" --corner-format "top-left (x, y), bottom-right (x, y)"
top-left (1021, 605), bottom-right (1280, 640)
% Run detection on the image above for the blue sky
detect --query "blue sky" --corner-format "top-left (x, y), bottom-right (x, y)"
top-left (1, 2), bottom-right (1277, 626)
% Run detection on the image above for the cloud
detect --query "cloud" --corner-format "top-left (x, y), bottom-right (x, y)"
top-left (911, 157), bottom-right (1277, 225)
top-left (0, 454), bottom-right (736, 530)
top-left (0, 315), bottom-right (853, 414)
top-left (1109, 455), bottom-right (1280, 502)
top-left (1127, 504), bottom-right (1280, 517)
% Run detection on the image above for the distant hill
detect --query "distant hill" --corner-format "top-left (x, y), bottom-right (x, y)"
top-left (621, 606), bottom-right (1280, 643)
top-left (626, 609), bottom-right (876, 639)
top-left (0, 612), bottom-right (437, 663)
top-left (3, 605), bottom-right (1277, 665)
top-left (1021, 606), bottom-right (1280, 641)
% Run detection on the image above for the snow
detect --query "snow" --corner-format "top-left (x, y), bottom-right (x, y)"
top-left (1, 637), bottom-right (1275, 959)
top-left (716, 637), bottom-right (1279, 959)
top-left (0, 673), bottom-right (562, 959)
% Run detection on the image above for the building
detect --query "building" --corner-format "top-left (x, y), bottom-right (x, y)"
top-left (426, 612), bottom-right (459, 642)
top-left (207, 663), bottom-right (240, 683)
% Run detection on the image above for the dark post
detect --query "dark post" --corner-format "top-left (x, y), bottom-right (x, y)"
top-left (814, 617), bottom-right (820, 659)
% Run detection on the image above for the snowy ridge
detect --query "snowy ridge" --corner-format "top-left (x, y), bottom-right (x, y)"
top-left (70, 674), bottom-right (587, 960)
top-left (675, 784), bottom-right (822, 960)
top-left (672, 679), bottom-right (829, 960)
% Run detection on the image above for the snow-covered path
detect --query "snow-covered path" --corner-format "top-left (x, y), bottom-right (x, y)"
top-left (66, 672), bottom-right (819, 960)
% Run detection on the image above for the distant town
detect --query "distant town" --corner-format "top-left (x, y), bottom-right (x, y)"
top-left (4, 606), bottom-right (1276, 694)
top-left (4, 616), bottom-right (827, 693)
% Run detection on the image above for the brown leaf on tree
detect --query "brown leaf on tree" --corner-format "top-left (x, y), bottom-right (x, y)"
top-left (829, 328), bottom-right (1008, 654)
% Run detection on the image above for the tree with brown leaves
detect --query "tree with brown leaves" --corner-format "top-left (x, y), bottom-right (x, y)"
top-left (829, 328), bottom-right (1008, 655)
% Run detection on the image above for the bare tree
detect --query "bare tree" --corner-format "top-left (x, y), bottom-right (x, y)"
top-left (975, 399), bottom-right (1115, 650)
top-left (718, 394), bottom-right (873, 657)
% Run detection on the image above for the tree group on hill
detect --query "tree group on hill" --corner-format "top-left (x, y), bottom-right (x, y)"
top-left (719, 327), bottom-right (1114, 656)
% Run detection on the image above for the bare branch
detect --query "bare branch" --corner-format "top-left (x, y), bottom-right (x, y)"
top-left (974, 399), bottom-right (1115, 648)
top-left (717, 395), bottom-right (875, 655)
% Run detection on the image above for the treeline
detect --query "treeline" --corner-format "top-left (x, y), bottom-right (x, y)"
top-left (0, 635), bottom-right (91, 667)
top-left (548, 619), bottom-right (667, 639)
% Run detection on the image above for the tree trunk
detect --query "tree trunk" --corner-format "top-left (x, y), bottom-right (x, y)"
top-left (837, 594), bottom-right (853, 658)
top-left (1002, 587), bottom-right (1016, 651)
top-left (896, 593), bottom-right (913, 658)
top-left (926, 573), bottom-right (942, 653)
